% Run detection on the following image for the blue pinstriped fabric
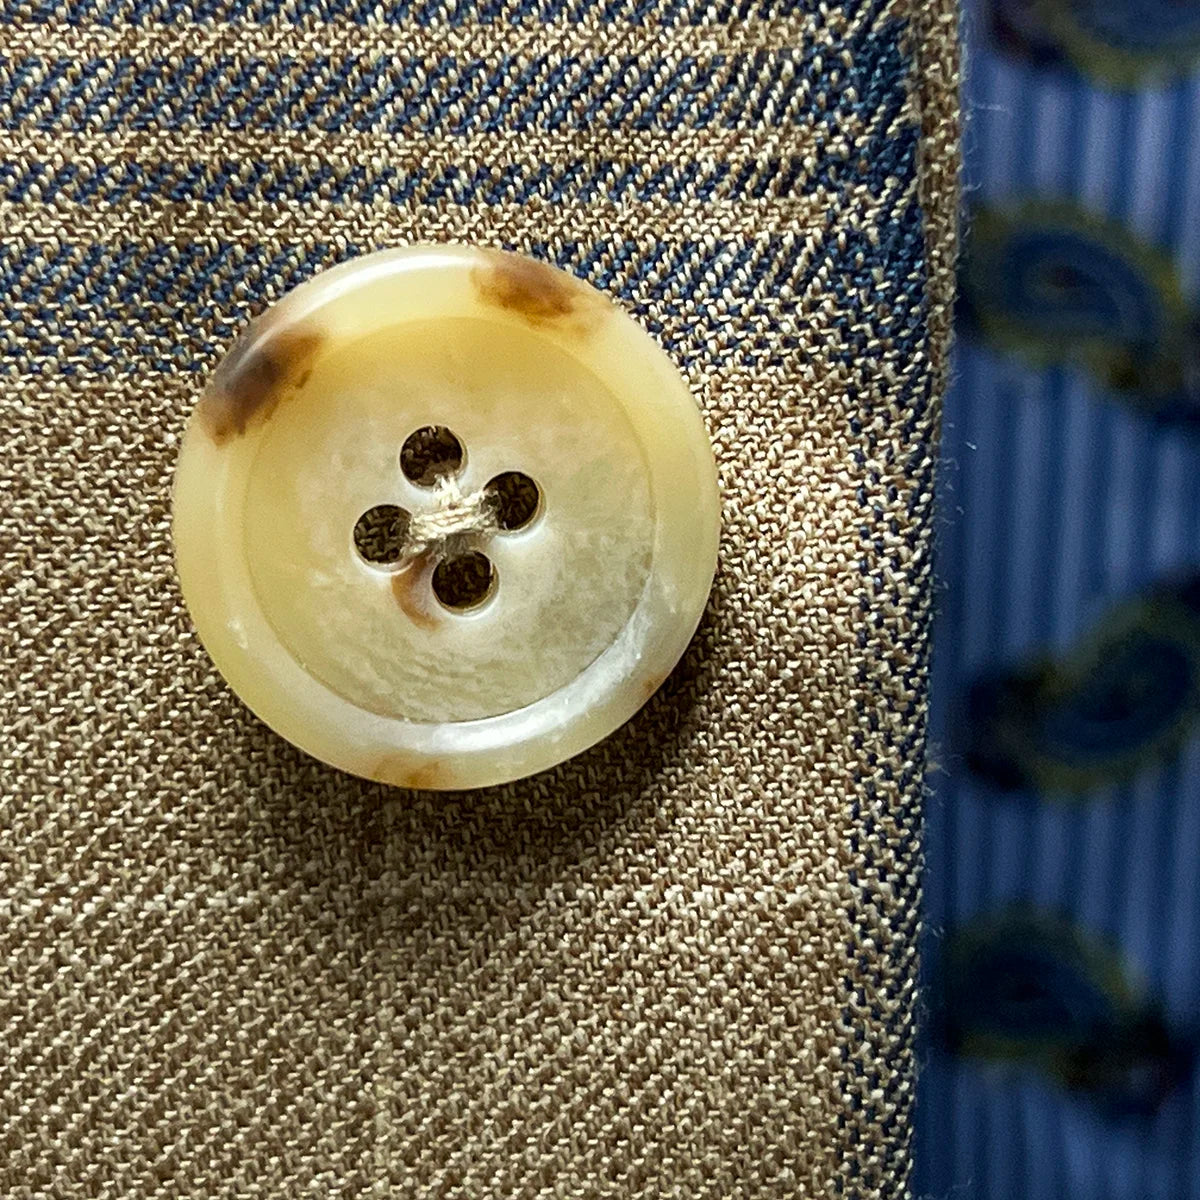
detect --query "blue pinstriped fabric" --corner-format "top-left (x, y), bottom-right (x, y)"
top-left (920, 0), bottom-right (1200, 1196)
top-left (0, 0), bottom-right (958, 1194)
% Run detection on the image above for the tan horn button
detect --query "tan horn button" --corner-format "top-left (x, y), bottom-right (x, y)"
top-left (172, 245), bottom-right (720, 790)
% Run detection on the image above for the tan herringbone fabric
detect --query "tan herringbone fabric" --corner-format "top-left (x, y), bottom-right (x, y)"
top-left (1, 0), bottom-right (959, 1194)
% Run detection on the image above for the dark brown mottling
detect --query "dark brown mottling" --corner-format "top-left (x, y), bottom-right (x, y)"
top-left (200, 327), bottom-right (323, 444)
top-left (390, 551), bottom-right (440, 630)
top-left (473, 250), bottom-right (599, 330)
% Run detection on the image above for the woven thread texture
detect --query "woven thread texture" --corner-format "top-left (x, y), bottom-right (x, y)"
top-left (0, 0), bottom-right (959, 1194)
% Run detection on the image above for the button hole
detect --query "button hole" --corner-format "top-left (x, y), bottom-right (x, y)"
top-left (485, 471), bottom-right (542, 532)
top-left (401, 425), bottom-right (465, 487)
top-left (432, 551), bottom-right (496, 612)
top-left (353, 504), bottom-right (411, 565)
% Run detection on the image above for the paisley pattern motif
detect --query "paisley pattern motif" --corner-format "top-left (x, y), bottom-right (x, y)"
top-left (990, 0), bottom-right (1200, 84)
top-left (961, 204), bottom-right (1198, 423)
top-left (1048, 0), bottom-right (1200, 83)
top-left (991, 0), bottom-right (1084, 66)
top-left (967, 577), bottom-right (1200, 793)
top-left (939, 912), bottom-right (1192, 1115)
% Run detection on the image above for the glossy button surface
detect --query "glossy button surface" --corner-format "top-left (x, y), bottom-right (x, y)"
top-left (172, 245), bottom-right (720, 789)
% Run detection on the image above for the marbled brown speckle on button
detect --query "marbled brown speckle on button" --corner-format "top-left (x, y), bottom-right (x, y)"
top-left (401, 761), bottom-right (449, 791)
top-left (200, 327), bottom-right (323, 444)
top-left (472, 250), bottom-right (601, 332)
top-left (371, 753), bottom-right (451, 791)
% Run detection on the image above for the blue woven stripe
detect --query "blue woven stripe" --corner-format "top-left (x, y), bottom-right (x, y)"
top-left (0, 27), bottom-right (904, 135)
top-left (0, 0), bottom-right (866, 28)
top-left (0, 2), bottom-right (927, 382)
top-left (0, 207), bottom-right (926, 378)
top-left (0, 156), bottom-right (728, 205)
top-left (0, 5), bottom-right (924, 371)
top-left (0, 236), bottom-right (785, 363)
